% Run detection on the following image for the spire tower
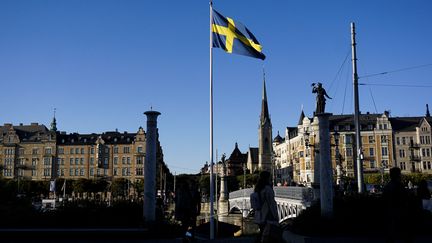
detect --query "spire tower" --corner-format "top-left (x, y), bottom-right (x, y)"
top-left (258, 71), bottom-right (273, 171)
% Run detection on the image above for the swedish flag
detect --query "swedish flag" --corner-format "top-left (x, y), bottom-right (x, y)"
top-left (212, 9), bottom-right (265, 60)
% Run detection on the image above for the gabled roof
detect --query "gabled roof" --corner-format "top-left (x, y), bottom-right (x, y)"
top-left (389, 117), bottom-right (422, 132)
top-left (0, 123), bottom-right (50, 142)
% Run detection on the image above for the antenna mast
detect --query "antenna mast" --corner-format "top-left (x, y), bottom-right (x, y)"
top-left (351, 22), bottom-right (364, 193)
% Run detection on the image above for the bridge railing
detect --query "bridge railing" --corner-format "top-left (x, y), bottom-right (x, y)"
top-left (229, 186), bottom-right (313, 202)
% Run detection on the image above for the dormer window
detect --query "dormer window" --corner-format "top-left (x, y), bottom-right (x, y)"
top-left (114, 138), bottom-right (117, 142)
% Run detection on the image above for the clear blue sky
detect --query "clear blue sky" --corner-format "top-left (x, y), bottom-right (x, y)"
top-left (1, 0), bottom-right (431, 174)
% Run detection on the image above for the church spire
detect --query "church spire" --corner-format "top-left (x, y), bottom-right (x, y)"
top-left (298, 108), bottom-right (305, 125)
top-left (50, 108), bottom-right (57, 132)
top-left (427, 104), bottom-right (430, 117)
top-left (260, 71), bottom-right (270, 125)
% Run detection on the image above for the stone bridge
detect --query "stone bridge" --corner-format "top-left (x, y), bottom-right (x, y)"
top-left (228, 186), bottom-right (314, 222)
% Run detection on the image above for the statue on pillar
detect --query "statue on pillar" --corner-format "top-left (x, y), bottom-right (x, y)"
top-left (312, 82), bottom-right (332, 114)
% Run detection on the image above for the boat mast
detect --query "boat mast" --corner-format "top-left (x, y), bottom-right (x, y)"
top-left (351, 22), bottom-right (364, 193)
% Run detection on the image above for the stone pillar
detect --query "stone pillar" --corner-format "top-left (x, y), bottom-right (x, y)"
top-left (143, 110), bottom-right (161, 223)
top-left (218, 163), bottom-right (229, 214)
top-left (317, 113), bottom-right (333, 218)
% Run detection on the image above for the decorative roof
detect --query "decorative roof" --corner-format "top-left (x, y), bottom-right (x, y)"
top-left (228, 142), bottom-right (247, 164)
top-left (273, 131), bottom-right (283, 143)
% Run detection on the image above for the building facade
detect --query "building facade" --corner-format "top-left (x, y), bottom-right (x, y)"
top-left (0, 120), bottom-right (165, 183)
top-left (273, 109), bottom-right (432, 185)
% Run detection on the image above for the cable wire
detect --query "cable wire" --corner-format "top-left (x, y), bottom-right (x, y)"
top-left (359, 63), bottom-right (432, 79)
top-left (359, 83), bottom-right (432, 88)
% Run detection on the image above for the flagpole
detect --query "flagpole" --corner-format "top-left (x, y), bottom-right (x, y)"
top-left (209, 0), bottom-right (215, 240)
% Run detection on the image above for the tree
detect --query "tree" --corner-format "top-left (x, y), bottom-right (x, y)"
top-left (111, 178), bottom-right (128, 198)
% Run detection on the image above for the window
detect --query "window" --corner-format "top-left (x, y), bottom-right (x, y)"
top-left (104, 169), bottom-right (108, 176)
top-left (345, 125), bottom-right (350, 131)
top-left (396, 137), bottom-right (400, 145)
top-left (423, 161), bottom-right (427, 170)
top-left (137, 157), bottom-right (143, 164)
top-left (122, 157), bottom-right (126, 164)
top-left (97, 169), bottom-right (100, 176)
top-left (75, 148), bottom-right (79, 154)
top-left (383, 124), bottom-right (388, 130)
top-left (32, 170), bottom-right (37, 176)
top-left (114, 157), bottom-right (118, 165)
top-left (422, 148), bottom-right (426, 157)
top-left (43, 169), bottom-right (50, 176)
top-left (123, 147), bottom-right (130, 154)
top-left (428, 161), bottom-right (432, 170)
top-left (75, 169), bottom-right (79, 176)
top-left (137, 146), bottom-right (143, 153)
top-left (70, 158), bottom-right (73, 165)
top-left (345, 135), bottom-right (352, 144)
top-left (114, 168), bottom-right (118, 176)
top-left (80, 158), bottom-right (84, 165)
top-left (58, 148), bottom-right (64, 154)
top-left (44, 157), bottom-right (51, 166)
top-left (382, 147), bottom-right (388, 156)
top-left (90, 168), bottom-right (94, 176)
top-left (334, 125), bottom-right (339, 131)
top-left (81, 148), bottom-right (85, 154)
top-left (368, 136), bottom-right (374, 143)
top-left (104, 158), bottom-right (108, 165)
top-left (420, 136), bottom-right (425, 144)
top-left (18, 148), bottom-right (25, 155)
top-left (379, 124), bottom-right (383, 130)
top-left (80, 168), bottom-right (84, 176)
top-left (427, 149), bottom-right (431, 157)
top-left (402, 137), bottom-right (406, 145)
top-left (32, 158), bottom-right (38, 166)
top-left (90, 158), bottom-right (94, 165)
top-left (70, 148), bottom-right (74, 154)
top-left (61, 169), bottom-right (64, 176)
top-left (381, 135), bottom-right (388, 143)
top-left (122, 168), bottom-right (126, 176)
top-left (370, 160), bottom-right (376, 169)
top-left (91, 147), bottom-right (95, 154)
top-left (44, 148), bottom-right (52, 155)
top-left (369, 148), bottom-right (374, 156)
top-left (399, 149), bottom-right (405, 158)
top-left (127, 157), bottom-right (131, 164)
top-left (382, 160), bottom-right (388, 168)
top-left (32, 148), bottom-right (39, 155)
top-left (400, 162), bottom-right (406, 171)
top-left (114, 146), bottom-right (119, 154)
top-left (75, 158), bottom-right (79, 165)
top-left (427, 136), bottom-right (431, 145)
top-left (136, 168), bottom-right (143, 176)
top-left (346, 148), bottom-right (353, 157)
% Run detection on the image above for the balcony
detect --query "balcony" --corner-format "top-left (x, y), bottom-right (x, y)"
top-left (409, 155), bottom-right (421, 162)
